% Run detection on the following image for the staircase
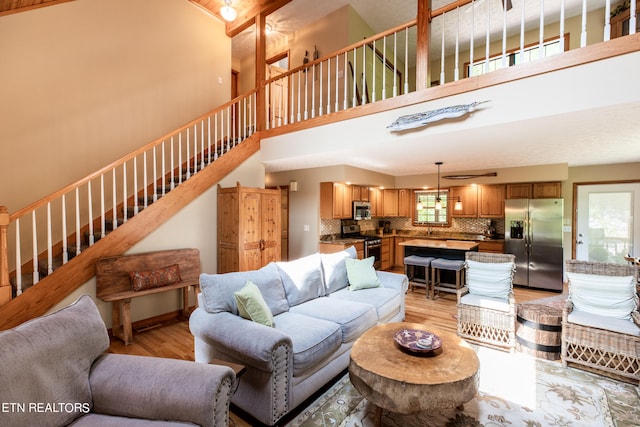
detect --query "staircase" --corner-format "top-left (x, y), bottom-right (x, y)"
top-left (0, 92), bottom-right (259, 330)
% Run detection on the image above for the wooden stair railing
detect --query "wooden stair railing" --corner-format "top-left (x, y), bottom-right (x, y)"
top-left (0, 134), bottom-right (260, 330)
top-left (0, 90), bottom-right (258, 329)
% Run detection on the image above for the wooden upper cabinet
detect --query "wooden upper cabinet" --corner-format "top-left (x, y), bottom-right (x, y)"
top-left (398, 189), bottom-right (413, 218)
top-left (478, 184), bottom-right (505, 218)
top-left (369, 187), bottom-right (379, 217)
top-left (352, 185), bottom-right (369, 202)
top-left (533, 182), bottom-right (562, 199)
top-left (382, 189), bottom-right (399, 217)
top-left (506, 183), bottom-right (532, 199)
top-left (450, 186), bottom-right (478, 218)
top-left (320, 182), bottom-right (351, 219)
top-left (506, 182), bottom-right (562, 199)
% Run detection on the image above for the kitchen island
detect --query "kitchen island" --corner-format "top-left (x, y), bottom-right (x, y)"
top-left (400, 239), bottom-right (479, 260)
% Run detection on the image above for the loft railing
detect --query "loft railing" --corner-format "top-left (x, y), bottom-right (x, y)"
top-left (263, 0), bottom-right (636, 130)
top-left (0, 90), bottom-right (257, 301)
top-left (1, 0), bottom-right (637, 304)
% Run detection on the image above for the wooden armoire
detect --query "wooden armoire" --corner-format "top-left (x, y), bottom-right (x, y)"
top-left (217, 183), bottom-right (281, 273)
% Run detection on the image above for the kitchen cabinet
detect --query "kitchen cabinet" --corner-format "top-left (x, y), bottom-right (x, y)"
top-left (398, 189), bottom-right (413, 218)
top-left (381, 237), bottom-right (391, 270)
top-left (319, 241), bottom-right (364, 259)
top-left (217, 184), bottom-right (281, 273)
top-left (368, 187), bottom-right (379, 217)
top-left (394, 236), bottom-right (408, 267)
top-left (478, 185), bottom-right (505, 218)
top-left (352, 185), bottom-right (369, 202)
top-left (477, 240), bottom-right (505, 253)
top-left (506, 182), bottom-right (561, 199)
top-left (382, 189), bottom-right (399, 216)
top-left (506, 183), bottom-right (532, 199)
top-left (450, 186), bottom-right (478, 218)
top-left (320, 182), bottom-right (351, 219)
top-left (533, 182), bottom-right (561, 199)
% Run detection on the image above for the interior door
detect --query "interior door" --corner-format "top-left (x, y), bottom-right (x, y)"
top-left (576, 183), bottom-right (640, 263)
top-left (267, 64), bottom-right (288, 126)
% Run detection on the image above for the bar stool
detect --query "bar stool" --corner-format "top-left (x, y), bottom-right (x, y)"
top-left (430, 258), bottom-right (465, 299)
top-left (404, 255), bottom-right (435, 295)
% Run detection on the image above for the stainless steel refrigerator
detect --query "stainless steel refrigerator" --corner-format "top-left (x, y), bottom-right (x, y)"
top-left (505, 198), bottom-right (564, 291)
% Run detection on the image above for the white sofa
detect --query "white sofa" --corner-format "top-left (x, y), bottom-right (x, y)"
top-left (189, 246), bottom-right (408, 425)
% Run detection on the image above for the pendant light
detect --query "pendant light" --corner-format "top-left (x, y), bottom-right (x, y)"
top-left (434, 162), bottom-right (443, 210)
top-left (454, 196), bottom-right (463, 211)
top-left (220, 0), bottom-right (237, 22)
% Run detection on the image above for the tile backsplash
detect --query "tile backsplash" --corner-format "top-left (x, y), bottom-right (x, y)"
top-left (320, 217), bottom-right (505, 236)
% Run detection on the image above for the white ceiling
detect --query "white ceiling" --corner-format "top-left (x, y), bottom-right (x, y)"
top-left (230, 0), bottom-right (640, 176)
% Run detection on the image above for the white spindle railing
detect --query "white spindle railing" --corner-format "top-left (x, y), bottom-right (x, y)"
top-left (2, 91), bottom-right (257, 293)
top-left (265, 21), bottom-right (417, 130)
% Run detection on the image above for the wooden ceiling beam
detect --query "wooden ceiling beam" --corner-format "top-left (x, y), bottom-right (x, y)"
top-left (0, 0), bottom-right (73, 17)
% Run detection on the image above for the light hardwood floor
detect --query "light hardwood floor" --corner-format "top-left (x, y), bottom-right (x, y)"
top-left (107, 282), bottom-right (558, 426)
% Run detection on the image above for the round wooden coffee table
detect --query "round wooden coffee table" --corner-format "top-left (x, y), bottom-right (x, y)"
top-left (349, 322), bottom-right (479, 426)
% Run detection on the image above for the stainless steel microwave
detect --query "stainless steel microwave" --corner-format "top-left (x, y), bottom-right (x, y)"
top-left (353, 201), bottom-right (372, 220)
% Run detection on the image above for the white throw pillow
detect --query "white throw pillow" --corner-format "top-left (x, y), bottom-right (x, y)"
top-left (466, 260), bottom-right (514, 300)
top-left (567, 272), bottom-right (637, 320)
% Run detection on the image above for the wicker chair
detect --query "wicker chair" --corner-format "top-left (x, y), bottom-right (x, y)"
top-left (457, 252), bottom-right (517, 352)
top-left (562, 260), bottom-right (640, 384)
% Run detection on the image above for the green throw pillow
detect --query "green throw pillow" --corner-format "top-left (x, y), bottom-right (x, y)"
top-left (234, 280), bottom-right (274, 327)
top-left (345, 257), bottom-right (381, 291)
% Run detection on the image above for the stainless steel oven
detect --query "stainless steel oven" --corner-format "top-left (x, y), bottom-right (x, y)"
top-left (364, 238), bottom-right (382, 270)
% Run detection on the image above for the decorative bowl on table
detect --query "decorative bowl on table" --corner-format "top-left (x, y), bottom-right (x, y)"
top-left (393, 328), bottom-right (442, 356)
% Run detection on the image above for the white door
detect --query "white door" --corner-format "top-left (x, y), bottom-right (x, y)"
top-left (576, 183), bottom-right (640, 263)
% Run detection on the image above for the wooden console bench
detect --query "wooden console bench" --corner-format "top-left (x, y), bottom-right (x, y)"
top-left (96, 248), bottom-right (201, 345)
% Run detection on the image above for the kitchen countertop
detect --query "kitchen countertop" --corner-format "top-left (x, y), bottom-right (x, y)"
top-left (320, 233), bottom-right (503, 244)
top-left (399, 239), bottom-right (480, 251)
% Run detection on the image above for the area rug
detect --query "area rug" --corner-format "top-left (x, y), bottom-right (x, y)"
top-left (286, 346), bottom-right (640, 427)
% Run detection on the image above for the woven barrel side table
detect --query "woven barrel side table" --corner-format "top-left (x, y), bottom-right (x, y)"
top-left (516, 303), bottom-right (563, 360)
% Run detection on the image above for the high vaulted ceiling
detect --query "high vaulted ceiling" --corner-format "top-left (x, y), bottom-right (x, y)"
top-left (0, 0), bottom-right (72, 16)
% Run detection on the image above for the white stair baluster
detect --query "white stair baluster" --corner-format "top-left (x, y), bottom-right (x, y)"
top-left (352, 48), bottom-right (357, 108)
top-left (113, 168), bottom-right (118, 229)
top-left (560, 0), bottom-right (565, 50)
top-left (100, 175), bottom-right (105, 238)
top-left (440, 16), bottom-right (446, 84)
top-left (75, 187), bottom-right (83, 249)
top-left (15, 218), bottom-right (21, 295)
top-left (123, 162), bottom-right (128, 222)
top-left (46, 202), bottom-right (52, 274)
top-left (61, 194), bottom-right (68, 264)
top-left (455, 7), bottom-right (460, 81)
top-left (485, 0), bottom-right (490, 74)
top-left (372, 40), bottom-right (376, 102)
top-left (580, 0), bottom-right (587, 47)
top-left (382, 36), bottom-right (386, 100)
top-left (393, 32), bottom-right (397, 97)
top-left (539, 0), bottom-right (545, 58)
top-left (153, 146), bottom-right (158, 202)
top-left (133, 157), bottom-right (139, 215)
top-left (170, 136), bottom-right (175, 189)
top-left (312, 64), bottom-right (316, 117)
top-left (304, 69), bottom-right (309, 120)
top-left (32, 211), bottom-right (38, 284)
top-left (297, 70), bottom-right (302, 122)
top-left (404, 28), bottom-right (409, 94)
top-left (214, 113), bottom-right (219, 160)
top-left (161, 141), bottom-right (166, 196)
top-left (631, 0), bottom-right (636, 35)
top-left (520, 0), bottom-right (526, 61)
top-left (319, 61), bottom-right (324, 117)
top-left (361, 44), bottom-right (366, 105)
top-left (178, 133), bottom-right (183, 184)
top-left (201, 120), bottom-right (205, 169)
top-left (470, 1), bottom-right (475, 76)
top-left (326, 59), bottom-right (330, 114)
top-left (343, 53), bottom-right (348, 110)
top-left (502, 2), bottom-right (507, 69)
top-left (207, 117), bottom-right (212, 163)
top-left (335, 56), bottom-right (339, 112)
top-left (88, 181), bottom-right (94, 245)
top-left (604, 0), bottom-right (611, 41)
top-left (143, 152), bottom-right (148, 208)
top-left (186, 128), bottom-right (191, 180)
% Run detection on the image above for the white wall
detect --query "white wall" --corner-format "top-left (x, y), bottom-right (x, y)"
top-left (0, 0), bottom-right (231, 212)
